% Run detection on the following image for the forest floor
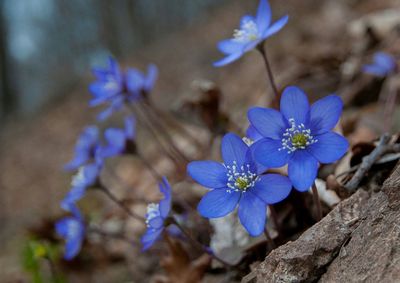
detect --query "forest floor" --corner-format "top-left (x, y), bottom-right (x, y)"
top-left (1, 0), bottom-right (400, 282)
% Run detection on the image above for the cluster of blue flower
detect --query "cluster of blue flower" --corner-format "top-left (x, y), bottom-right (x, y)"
top-left (56, 59), bottom-right (161, 259)
top-left (56, 0), bottom-right (398, 262)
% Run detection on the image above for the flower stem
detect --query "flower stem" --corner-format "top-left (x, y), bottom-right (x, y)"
top-left (169, 217), bottom-right (234, 268)
top-left (140, 101), bottom-right (189, 163)
top-left (126, 103), bottom-right (181, 167)
top-left (136, 150), bottom-right (163, 181)
top-left (98, 184), bottom-right (145, 222)
top-left (257, 44), bottom-right (279, 98)
top-left (311, 183), bottom-right (323, 221)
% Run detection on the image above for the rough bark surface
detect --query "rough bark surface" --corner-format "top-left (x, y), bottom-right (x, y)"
top-left (242, 164), bottom-right (400, 283)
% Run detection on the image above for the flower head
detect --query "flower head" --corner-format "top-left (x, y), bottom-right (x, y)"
top-left (248, 86), bottom-right (349, 192)
top-left (98, 115), bottom-right (136, 158)
top-left (214, 0), bottom-right (288, 67)
top-left (61, 163), bottom-right (101, 211)
top-left (64, 126), bottom-right (100, 171)
top-left (187, 133), bottom-right (292, 236)
top-left (141, 177), bottom-right (172, 251)
top-left (55, 206), bottom-right (85, 260)
top-left (363, 52), bottom-right (397, 77)
top-left (89, 57), bottom-right (158, 120)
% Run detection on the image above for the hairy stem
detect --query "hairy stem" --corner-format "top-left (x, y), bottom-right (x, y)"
top-left (257, 44), bottom-right (279, 98)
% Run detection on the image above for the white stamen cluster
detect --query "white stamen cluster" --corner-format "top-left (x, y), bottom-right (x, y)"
top-left (226, 161), bottom-right (258, 192)
top-left (279, 118), bottom-right (318, 154)
top-left (145, 203), bottom-right (160, 226)
top-left (71, 167), bottom-right (85, 187)
top-left (233, 20), bottom-right (259, 43)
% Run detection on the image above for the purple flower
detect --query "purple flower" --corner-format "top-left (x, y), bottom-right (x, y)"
top-left (61, 163), bottom-right (101, 212)
top-left (141, 177), bottom-right (172, 251)
top-left (187, 133), bottom-right (292, 236)
top-left (64, 126), bottom-right (100, 171)
top-left (248, 86), bottom-right (349, 192)
top-left (214, 0), bottom-right (288, 67)
top-left (55, 206), bottom-right (85, 260)
top-left (98, 115), bottom-right (136, 158)
top-left (363, 52), bottom-right (397, 77)
top-left (89, 57), bottom-right (158, 120)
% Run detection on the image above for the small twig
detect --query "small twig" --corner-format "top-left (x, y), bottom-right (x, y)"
top-left (312, 183), bottom-right (323, 221)
top-left (344, 134), bottom-right (391, 192)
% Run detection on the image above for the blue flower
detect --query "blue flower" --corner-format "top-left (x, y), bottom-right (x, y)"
top-left (187, 133), bottom-right (292, 236)
top-left (98, 115), bottom-right (136, 158)
top-left (141, 177), bottom-right (172, 251)
top-left (126, 64), bottom-right (158, 101)
top-left (89, 57), bottom-right (125, 121)
top-left (89, 57), bottom-right (158, 120)
top-left (248, 86), bottom-right (349, 192)
top-left (61, 163), bottom-right (101, 211)
top-left (65, 126), bottom-right (100, 171)
top-left (363, 52), bottom-right (397, 77)
top-left (55, 206), bottom-right (85, 260)
top-left (214, 0), bottom-right (288, 67)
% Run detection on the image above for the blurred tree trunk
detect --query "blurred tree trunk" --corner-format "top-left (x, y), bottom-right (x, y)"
top-left (0, 2), bottom-right (14, 122)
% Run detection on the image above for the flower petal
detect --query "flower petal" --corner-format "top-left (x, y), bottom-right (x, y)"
top-left (144, 64), bottom-right (158, 92)
top-left (309, 95), bottom-right (343, 135)
top-left (252, 174), bottom-right (292, 204)
top-left (148, 216), bottom-right (164, 229)
top-left (187, 161), bottom-right (228, 189)
top-left (221, 133), bottom-right (249, 167)
top-left (308, 132), bottom-right (348, 164)
top-left (197, 189), bottom-right (240, 218)
top-left (247, 107), bottom-right (286, 140)
top-left (362, 64), bottom-right (387, 77)
top-left (256, 0), bottom-right (271, 33)
top-left (125, 115), bottom-right (136, 140)
top-left (65, 234), bottom-right (83, 260)
top-left (246, 125), bottom-right (263, 142)
top-left (238, 192), bottom-right (266, 236)
top-left (217, 39), bottom-right (245, 55)
top-left (262, 15), bottom-right (289, 39)
top-left (280, 86), bottom-right (310, 124)
top-left (288, 150), bottom-right (318, 192)
top-left (213, 52), bottom-right (243, 67)
top-left (374, 52), bottom-right (396, 72)
top-left (253, 138), bottom-right (290, 168)
top-left (141, 228), bottom-right (163, 251)
top-left (159, 177), bottom-right (172, 218)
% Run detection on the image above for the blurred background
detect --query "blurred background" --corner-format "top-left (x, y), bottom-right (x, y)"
top-left (1, 0), bottom-right (399, 282)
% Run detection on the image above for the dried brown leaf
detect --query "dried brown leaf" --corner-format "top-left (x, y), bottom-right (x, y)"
top-left (156, 235), bottom-right (211, 283)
